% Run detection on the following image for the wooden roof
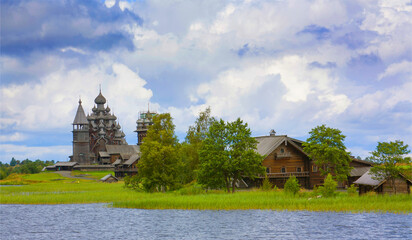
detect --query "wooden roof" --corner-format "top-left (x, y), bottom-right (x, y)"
top-left (123, 154), bottom-right (140, 166)
top-left (99, 151), bottom-right (110, 158)
top-left (354, 170), bottom-right (412, 189)
top-left (351, 158), bottom-right (374, 166)
top-left (100, 174), bottom-right (118, 181)
top-left (255, 135), bottom-right (307, 157)
top-left (55, 162), bottom-right (78, 167)
top-left (73, 100), bottom-right (88, 125)
top-left (350, 166), bottom-right (371, 177)
top-left (106, 145), bottom-right (140, 156)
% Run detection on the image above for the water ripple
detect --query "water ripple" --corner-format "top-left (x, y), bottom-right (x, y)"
top-left (0, 204), bottom-right (411, 240)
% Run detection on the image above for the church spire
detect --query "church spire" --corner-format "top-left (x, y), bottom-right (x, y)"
top-left (73, 98), bottom-right (88, 125)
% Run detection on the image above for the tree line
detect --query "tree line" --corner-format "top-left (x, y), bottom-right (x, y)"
top-left (0, 158), bottom-right (55, 180)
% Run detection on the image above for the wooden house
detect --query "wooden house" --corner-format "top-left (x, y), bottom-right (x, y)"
top-left (250, 132), bottom-right (374, 189)
top-left (103, 145), bottom-right (140, 164)
top-left (113, 153), bottom-right (140, 178)
top-left (354, 170), bottom-right (411, 194)
top-left (253, 133), bottom-right (312, 188)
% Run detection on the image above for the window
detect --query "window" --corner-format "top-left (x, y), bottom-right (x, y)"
top-left (266, 167), bottom-right (270, 174)
top-left (281, 167), bottom-right (286, 173)
top-left (280, 148), bottom-right (285, 153)
top-left (312, 165), bottom-right (318, 172)
top-left (296, 167), bottom-right (301, 172)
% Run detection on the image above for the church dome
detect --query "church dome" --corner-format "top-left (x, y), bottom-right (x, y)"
top-left (95, 91), bottom-right (106, 104)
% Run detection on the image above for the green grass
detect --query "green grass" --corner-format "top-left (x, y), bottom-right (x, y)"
top-left (1, 173), bottom-right (411, 213)
top-left (0, 172), bottom-right (73, 185)
top-left (70, 171), bottom-right (115, 179)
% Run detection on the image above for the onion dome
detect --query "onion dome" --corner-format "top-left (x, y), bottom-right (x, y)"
top-left (94, 91), bottom-right (106, 104)
top-left (92, 105), bottom-right (97, 112)
top-left (106, 106), bottom-right (111, 112)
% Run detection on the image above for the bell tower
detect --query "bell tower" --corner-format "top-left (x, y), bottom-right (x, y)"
top-left (135, 107), bottom-right (157, 145)
top-left (72, 99), bottom-right (90, 164)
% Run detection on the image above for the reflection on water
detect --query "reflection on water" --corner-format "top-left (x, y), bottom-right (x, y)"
top-left (0, 204), bottom-right (410, 240)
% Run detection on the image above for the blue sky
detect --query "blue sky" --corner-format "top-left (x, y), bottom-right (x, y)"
top-left (1, 0), bottom-right (412, 163)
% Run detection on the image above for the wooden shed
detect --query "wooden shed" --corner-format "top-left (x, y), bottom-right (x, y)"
top-left (100, 174), bottom-right (119, 183)
top-left (46, 162), bottom-right (78, 171)
top-left (354, 170), bottom-right (411, 194)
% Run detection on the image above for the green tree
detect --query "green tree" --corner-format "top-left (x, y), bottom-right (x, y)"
top-left (284, 176), bottom-right (300, 195)
top-left (319, 173), bottom-right (337, 197)
top-left (198, 118), bottom-right (265, 193)
top-left (136, 113), bottom-right (181, 192)
top-left (369, 140), bottom-right (411, 194)
top-left (180, 107), bottom-right (216, 183)
top-left (260, 176), bottom-right (273, 191)
top-left (302, 124), bottom-right (352, 182)
top-left (10, 157), bottom-right (17, 166)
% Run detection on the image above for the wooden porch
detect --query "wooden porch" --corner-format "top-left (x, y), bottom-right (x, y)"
top-left (259, 171), bottom-right (310, 178)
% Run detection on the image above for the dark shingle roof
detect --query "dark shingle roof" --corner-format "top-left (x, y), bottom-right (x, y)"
top-left (73, 100), bottom-right (88, 125)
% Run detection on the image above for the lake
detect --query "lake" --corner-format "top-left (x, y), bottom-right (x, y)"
top-left (0, 204), bottom-right (410, 239)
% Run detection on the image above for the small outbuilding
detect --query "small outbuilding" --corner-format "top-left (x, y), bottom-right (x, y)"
top-left (354, 170), bottom-right (411, 194)
top-left (100, 174), bottom-right (119, 183)
top-left (46, 162), bottom-right (78, 171)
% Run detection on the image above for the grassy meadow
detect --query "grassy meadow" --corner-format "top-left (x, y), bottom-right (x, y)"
top-left (1, 172), bottom-right (411, 213)
top-left (70, 170), bottom-right (115, 179)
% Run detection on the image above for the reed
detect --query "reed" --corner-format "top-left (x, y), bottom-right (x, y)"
top-left (1, 173), bottom-right (411, 213)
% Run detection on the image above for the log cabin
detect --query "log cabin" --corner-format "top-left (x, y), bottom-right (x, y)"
top-left (113, 153), bottom-right (139, 178)
top-left (249, 131), bottom-right (373, 189)
top-left (354, 170), bottom-right (411, 194)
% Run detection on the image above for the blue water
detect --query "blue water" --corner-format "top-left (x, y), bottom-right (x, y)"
top-left (0, 204), bottom-right (411, 239)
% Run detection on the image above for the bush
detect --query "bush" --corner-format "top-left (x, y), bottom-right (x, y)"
top-left (347, 184), bottom-right (358, 197)
top-left (124, 175), bottom-right (141, 190)
top-left (319, 174), bottom-right (337, 197)
top-left (284, 176), bottom-right (300, 195)
top-left (260, 177), bottom-right (273, 191)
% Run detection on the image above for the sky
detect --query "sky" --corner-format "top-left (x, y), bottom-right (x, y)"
top-left (1, 0), bottom-right (412, 163)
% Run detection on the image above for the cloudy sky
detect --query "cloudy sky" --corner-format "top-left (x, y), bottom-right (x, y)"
top-left (1, 0), bottom-right (411, 163)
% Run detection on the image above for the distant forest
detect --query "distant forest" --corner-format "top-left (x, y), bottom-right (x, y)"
top-left (0, 158), bottom-right (55, 180)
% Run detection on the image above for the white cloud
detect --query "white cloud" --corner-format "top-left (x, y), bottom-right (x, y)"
top-left (378, 60), bottom-right (412, 80)
top-left (168, 55), bottom-right (351, 136)
top-left (0, 61), bottom-right (153, 138)
top-left (0, 144), bottom-right (71, 161)
top-left (2, 0), bottom-right (412, 161)
top-left (360, 0), bottom-right (412, 61)
top-left (105, 0), bottom-right (116, 8)
top-left (0, 133), bottom-right (27, 142)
